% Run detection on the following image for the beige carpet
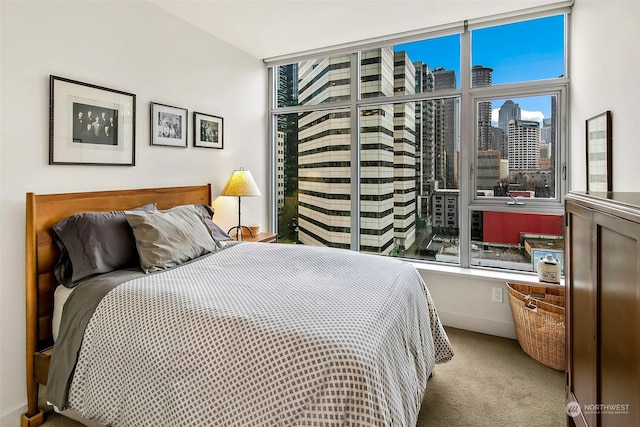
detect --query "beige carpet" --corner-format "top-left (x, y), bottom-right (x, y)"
top-left (40, 327), bottom-right (565, 426)
top-left (418, 327), bottom-right (564, 426)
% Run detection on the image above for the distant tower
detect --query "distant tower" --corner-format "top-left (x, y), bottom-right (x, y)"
top-left (498, 100), bottom-right (521, 160)
top-left (432, 67), bottom-right (457, 189)
top-left (414, 61), bottom-right (435, 194)
top-left (492, 127), bottom-right (506, 159)
top-left (508, 119), bottom-right (540, 172)
top-left (276, 64), bottom-right (299, 200)
top-left (276, 131), bottom-right (285, 210)
top-left (541, 118), bottom-right (552, 146)
top-left (414, 61), bottom-right (433, 222)
top-left (498, 100), bottom-right (521, 131)
top-left (277, 63), bottom-right (298, 108)
top-left (477, 150), bottom-right (501, 190)
top-left (472, 65), bottom-right (493, 151)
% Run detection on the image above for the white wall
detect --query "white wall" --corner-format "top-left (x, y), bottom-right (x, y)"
top-left (0, 1), bottom-right (267, 424)
top-left (418, 267), bottom-right (531, 340)
top-left (569, 0), bottom-right (640, 191)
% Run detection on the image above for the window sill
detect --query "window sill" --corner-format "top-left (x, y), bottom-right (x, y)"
top-left (408, 261), bottom-right (565, 287)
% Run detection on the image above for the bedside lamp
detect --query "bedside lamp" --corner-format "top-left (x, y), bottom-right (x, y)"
top-left (221, 168), bottom-right (261, 240)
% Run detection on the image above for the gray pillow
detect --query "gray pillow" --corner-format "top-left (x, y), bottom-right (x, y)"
top-left (194, 204), bottom-right (233, 242)
top-left (52, 202), bottom-right (157, 287)
top-left (125, 204), bottom-right (219, 273)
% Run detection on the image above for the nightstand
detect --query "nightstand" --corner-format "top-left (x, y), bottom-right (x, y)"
top-left (233, 232), bottom-right (277, 243)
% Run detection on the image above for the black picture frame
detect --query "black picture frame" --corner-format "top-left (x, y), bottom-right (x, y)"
top-left (49, 75), bottom-right (136, 166)
top-left (586, 110), bottom-right (612, 192)
top-left (150, 102), bottom-right (188, 148)
top-left (193, 112), bottom-right (223, 149)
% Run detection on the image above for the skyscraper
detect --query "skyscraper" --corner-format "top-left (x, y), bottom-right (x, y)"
top-left (541, 117), bottom-right (552, 145)
top-left (472, 65), bottom-right (494, 151)
top-left (276, 64), bottom-right (301, 242)
top-left (432, 67), bottom-right (457, 188)
top-left (295, 48), bottom-right (416, 253)
top-left (296, 55), bottom-right (352, 249)
top-left (276, 131), bottom-right (285, 211)
top-left (276, 64), bottom-right (300, 201)
top-left (492, 127), bottom-right (507, 159)
top-left (414, 62), bottom-right (435, 195)
top-left (477, 150), bottom-right (501, 190)
top-left (498, 100), bottom-right (521, 131)
top-left (277, 63), bottom-right (298, 108)
top-left (508, 119), bottom-right (541, 172)
top-left (498, 100), bottom-right (521, 161)
top-left (392, 51), bottom-right (417, 251)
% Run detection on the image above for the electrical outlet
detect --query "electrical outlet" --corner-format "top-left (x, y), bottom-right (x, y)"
top-left (492, 287), bottom-right (503, 303)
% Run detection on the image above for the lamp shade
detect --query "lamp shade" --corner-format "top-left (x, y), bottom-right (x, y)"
top-left (220, 169), bottom-right (261, 197)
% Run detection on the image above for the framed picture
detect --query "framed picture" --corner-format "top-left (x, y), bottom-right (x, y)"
top-left (586, 110), bottom-right (612, 192)
top-left (49, 75), bottom-right (135, 166)
top-left (193, 112), bottom-right (223, 149)
top-left (150, 102), bottom-right (188, 148)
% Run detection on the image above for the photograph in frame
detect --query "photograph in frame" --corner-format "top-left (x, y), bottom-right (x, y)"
top-left (151, 102), bottom-right (188, 148)
top-left (193, 112), bottom-right (223, 149)
top-left (585, 110), bottom-right (612, 192)
top-left (50, 75), bottom-right (136, 166)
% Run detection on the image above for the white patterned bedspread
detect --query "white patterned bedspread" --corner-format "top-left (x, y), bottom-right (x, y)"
top-left (67, 243), bottom-right (453, 426)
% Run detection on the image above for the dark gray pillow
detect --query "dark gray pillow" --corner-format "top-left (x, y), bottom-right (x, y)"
top-left (125, 205), bottom-right (219, 273)
top-left (194, 204), bottom-right (234, 242)
top-left (52, 202), bottom-right (156, 287)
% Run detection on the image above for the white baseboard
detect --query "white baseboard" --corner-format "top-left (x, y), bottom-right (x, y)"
top-left (0, 404), bottom-right (26, 427)
top-left (1, 384), bottom-right (53, 427)
top-left (438, 310), bottom-right (517, 340)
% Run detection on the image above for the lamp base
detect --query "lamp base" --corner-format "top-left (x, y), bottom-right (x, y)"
top-left (227, 225), bottom-right (255, 241)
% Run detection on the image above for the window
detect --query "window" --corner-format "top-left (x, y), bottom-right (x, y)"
top-left (473, 94), bottom-right (559, 199)
top-left (471, 15), bottom-right (565, 86)
top-left (362, 33), bottom-right (461, 98)
top-left (270, 12), bottom-right (568, 274)
top-left (357, 99), bottom-right (460, 264)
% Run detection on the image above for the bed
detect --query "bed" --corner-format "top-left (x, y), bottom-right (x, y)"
top-left (22, 184), bottom-right (453, 427)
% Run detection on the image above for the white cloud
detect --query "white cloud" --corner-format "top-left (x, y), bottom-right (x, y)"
top-left (522, 110), bottom-right (544, 123)
top-left (491, 109), bottom-right (544, 127)
top-left (492, 109), bottom-right (499, 126)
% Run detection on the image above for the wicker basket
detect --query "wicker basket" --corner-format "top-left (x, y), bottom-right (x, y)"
top-left (507, 282), bottom-right (565, 371)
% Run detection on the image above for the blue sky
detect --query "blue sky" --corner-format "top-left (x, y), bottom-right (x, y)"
top-left (395, 14), bottom-right (565, 125)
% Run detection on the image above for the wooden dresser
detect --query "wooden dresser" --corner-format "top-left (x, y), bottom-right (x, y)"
top-left (565, 192), bottom-right (639, 427)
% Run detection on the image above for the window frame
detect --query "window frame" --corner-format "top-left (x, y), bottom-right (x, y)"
top-left (268, 9), bottom-right (570, 273)
top-left (466, 84), bottom-right (568, 210)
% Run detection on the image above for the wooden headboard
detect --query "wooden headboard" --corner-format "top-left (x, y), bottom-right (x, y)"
top-left (23, 184), bottom-right (211, 425)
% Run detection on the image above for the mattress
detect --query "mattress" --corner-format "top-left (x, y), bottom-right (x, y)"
top-left (52, 285), bottom-right (74, 342)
